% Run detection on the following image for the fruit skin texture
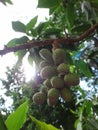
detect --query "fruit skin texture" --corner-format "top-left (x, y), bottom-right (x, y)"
top-left (64, 73), bottom-right (79, 87)
top-left (40, 66), bottom-right (57, 79)
top-left (52, 48), bottom-right (66, 65)
top-left (47, 88), bottom-right (60, 106)
top-left (60, 88), bottom-right (72, 102)
top-left (32, 92), bottom-right (46, 105)
top-left (57, 63), bottom-right (69, 75)
top-left (39, 60), bottom-right (50, 70)
top-left (43, 79), bottom-right (52, 89)
top-left (50, 76), bottom-right (64, 89)
top-left (39, 48), bottom-right (53, 63)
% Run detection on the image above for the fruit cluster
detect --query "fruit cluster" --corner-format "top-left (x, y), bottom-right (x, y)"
top-left (32, 48), bottom-right (80, 106)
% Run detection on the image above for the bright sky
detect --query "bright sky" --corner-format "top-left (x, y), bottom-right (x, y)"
top-left (0, 0), bottom-right (49, 78)
top-left (0, 0), bottom-right (49, 109)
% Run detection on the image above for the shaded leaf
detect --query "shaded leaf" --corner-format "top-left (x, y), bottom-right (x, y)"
top-left (26, 16), bottom-right (38, 31)
top-left (5, 100), bottom-right (29, 130)
top-left (71, 23), bottom-right (91, 34)
top-left (0, 112), bottom-right (7, 130)
top-left (16, 36), bottom-right (29, 44)
top-left (12, 21), bottom-right (26, 33)
top-left (75, 60), bottom-right (92, 78)
top-left (30, 115), bottom-right (60, 130)
top-left (38, 0), bottom-right (61, 8)
top-left (66, 3), bottom-right (75, 28)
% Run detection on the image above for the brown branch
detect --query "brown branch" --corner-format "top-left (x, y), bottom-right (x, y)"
top-left (0, 23), bottom-right (98, 56)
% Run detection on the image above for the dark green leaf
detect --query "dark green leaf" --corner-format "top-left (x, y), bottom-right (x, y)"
top-left (36, 22), bottom-right (49, 34)
top-left (43, 28), bottom-right (61, 37)
top-left (0, 112), bottom-right (7, 130)
top-left (66, 3), bottom-right (75, 28)
top-left (26, 16), bottom-right (38, 31)
top-left (5, 100), bottom-right (29, 130)
top-left (30, 115), bottom-right (60, 130)
top-left (71, 23), bottom-right (91, 34)
top-left (16, 36), bottom-right (29, 44)
top-left (12, 21), bottom-right (26, 33)
top-left (75, 60), bottom-right (92, 78)
top-left (38, 0), bottom-right (61, 8)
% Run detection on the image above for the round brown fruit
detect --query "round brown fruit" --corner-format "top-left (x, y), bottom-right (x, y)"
top-left (57, 63), bottom-right (69, 75)
top-left (39, 60), bottom-right (50, 70)
top-left (50, 76), bottom-right (64, 89)
top-left (52, 48), bottom-right (66, 65)
top-left (64, 73), bottom-right (79, 87)
top-left (47, 88), bottom-right (60, 106)
top-left (40, 84), bottom-right (48, 95)
top-left (32, 92), bottom-right (46, 105)
top-left (43, 79), bottom-right (52, 89)
top-left (60, 88), bottom-right (72, 102)
top-left (40, 66), bottom-right (57, 79)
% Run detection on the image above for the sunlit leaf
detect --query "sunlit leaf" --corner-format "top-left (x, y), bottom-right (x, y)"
top-left (7, 38), bottom-right (18, 47)
top-left (30, 115), bottom-right (60, 130)
top-left (5, 100), bottom-right (29, 130)
top-left (7, 36), bottom-right (29, 47)
top-left (38, 0), bottom-right (61, 8)
top-left (12, 21), bottom-right (26, 33)
top-left (28, 54), bottom-right (34, 66)
top-left (26, 16), bottom-right (38, 31)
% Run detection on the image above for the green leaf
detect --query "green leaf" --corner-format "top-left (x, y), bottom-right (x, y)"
top-left (71, 23), bottom-right (91, 34)
top-left (6, 0), bottom-right (13, 4)
top-left (12, 21), bottom-right (26, 33)
top-left (0, 112), bottom-right (7, 130)
top-left (7, 38), bottom-right (18, 47)
top-left (38, 0), bottom-right (61, 8)
top-left (30, 115), bottom-right (60, 130)
top-left (66, 3), bottom-right (75, 28)
top-left (43, 28), bottom-right (61, 37)
top-left (28, 54), bottom-right (34, 66)
top-left (15, 36), bottom-right (29, 44)
top-left (75, 60), bottom-right (92, 78)
top-left (5, 100), bottom-right (29, 130)
top-left (7, 36), bottom-right (29, 47)
top-left (26, 16), bottom-right (38, 31)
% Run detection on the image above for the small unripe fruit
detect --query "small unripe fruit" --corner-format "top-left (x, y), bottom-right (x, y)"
top-left (53, 48), bottom-right (66, 65)
top-left (57, 63), bottom-right (69, 75)
top-left (43, 79), bottom-right (52, 89)
top-left (40, 84), bottom-right (48, 95)
top-left (39, 60), bottom-right (49, 69)
top-left (60, 88), bottom-right (72, 102)
top-left (32, 92), bottom-right (46, 105)
top-left (39, 48), bottom-right (53, 63)
top-left (47, 88), bottom-right (60, 106)
top-left (64, 73), bottom-right (79, 87)
top-left (51, 76), bottom-right (64, 89)
top-left (40, 66), bottom-right (57, 79)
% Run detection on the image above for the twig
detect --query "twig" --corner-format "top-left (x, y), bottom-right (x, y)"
top-left (0, 23), bottom-right (98, 56)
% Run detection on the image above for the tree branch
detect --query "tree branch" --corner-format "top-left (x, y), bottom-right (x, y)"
top-left (0, 23), bottom-right (98, 56)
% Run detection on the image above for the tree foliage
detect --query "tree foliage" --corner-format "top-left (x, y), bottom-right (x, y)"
top-left (0, 0), bottom-right (98, 130)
